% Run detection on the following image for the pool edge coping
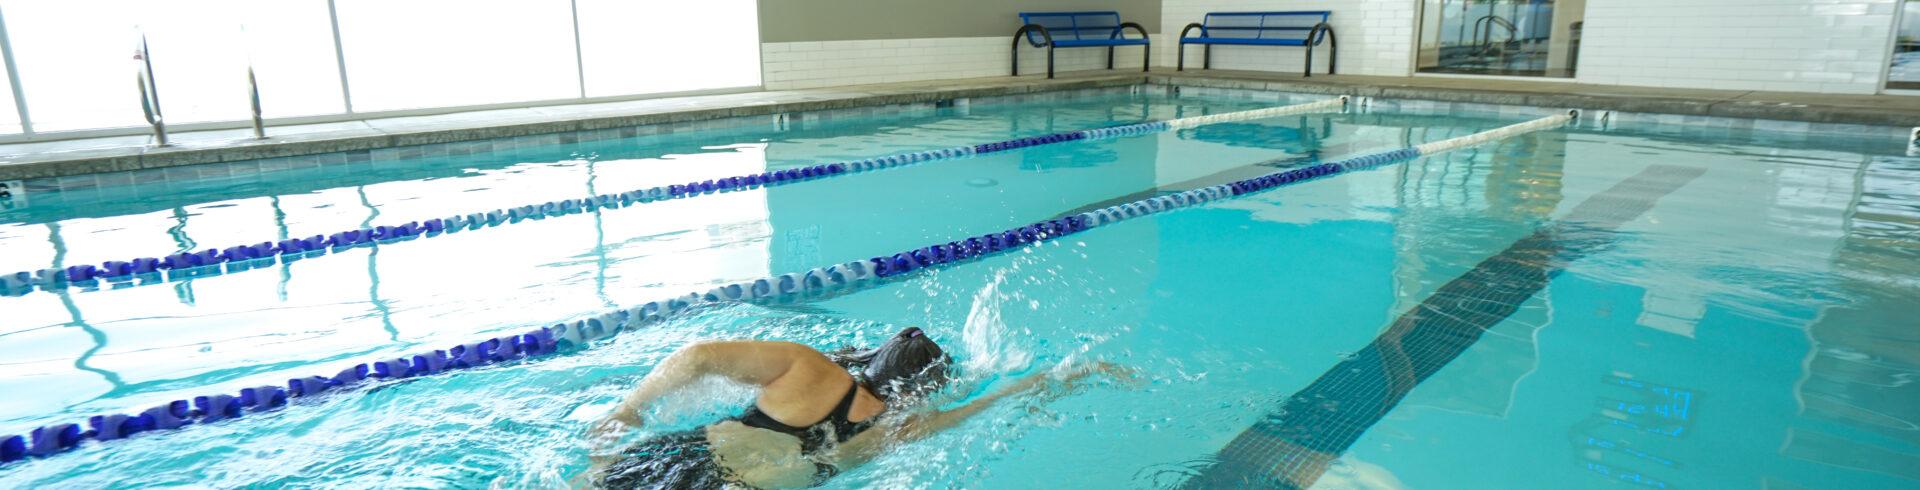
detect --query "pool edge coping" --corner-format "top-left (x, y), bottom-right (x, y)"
top-left (0, 77), bottom-right (1142, 181)
top-left (1150, 73), bottom-right (1920, 128)
top-left (4, 71), bottom-right (1917, 182)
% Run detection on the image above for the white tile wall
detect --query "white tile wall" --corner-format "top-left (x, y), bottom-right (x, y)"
top-left (1159, 0), bottom-right (1416, 77)
top-left (762, 38), bottom-right (1150, 90)
top-left (1576, 0), bottom-right (1901, 94)
top-left (760, 1), bottom-right (1906, 95)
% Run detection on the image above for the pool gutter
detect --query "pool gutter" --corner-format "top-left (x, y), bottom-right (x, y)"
top-left (1153, 71), bottom-right (1920, 129)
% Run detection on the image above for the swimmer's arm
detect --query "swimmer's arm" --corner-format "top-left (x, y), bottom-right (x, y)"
top-left (823, 374), bottom-right (1050, 468)
top-left (603, 340), bottom-right (809, 427)
top-left (828, 365), bottom-right (1115, 468)
top-left (900, 374), bottom-right (1054, 441)
top-left (829, 362), bottom-right (1133, 468)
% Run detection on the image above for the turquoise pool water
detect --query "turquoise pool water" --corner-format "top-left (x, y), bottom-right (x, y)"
top-left (1, 87), bottom-right (1916, 489)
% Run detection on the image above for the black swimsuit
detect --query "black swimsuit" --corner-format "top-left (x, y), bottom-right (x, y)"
top-left (738, 381), bottom-right (877, 483)
top-left (738, 381), bottom-right (876, 453)
top-left (600, 382), bottom-right (877, 489)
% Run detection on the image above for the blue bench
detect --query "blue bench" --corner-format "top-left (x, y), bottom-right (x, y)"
top-left (1013, 11), bottom-right (1151, 79)
top-left (1178, 11), bottom-right (1337, 77)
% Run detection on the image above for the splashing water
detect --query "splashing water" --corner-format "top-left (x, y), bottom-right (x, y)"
top-left (961, 268), bottom-right (1034, 377)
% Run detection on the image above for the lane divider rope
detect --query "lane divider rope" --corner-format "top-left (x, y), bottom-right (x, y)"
top-left (0, 98), bottom-right (1348, 298)
top-left (0, 110), bottom-right (1570, 466)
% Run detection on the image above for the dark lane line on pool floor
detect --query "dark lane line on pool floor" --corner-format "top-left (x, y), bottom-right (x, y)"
top-left (1180, 164), bottom-right (1708, 490)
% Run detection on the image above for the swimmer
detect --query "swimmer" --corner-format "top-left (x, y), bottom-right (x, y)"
top-left (584, 326), bottom-right (1128, 489)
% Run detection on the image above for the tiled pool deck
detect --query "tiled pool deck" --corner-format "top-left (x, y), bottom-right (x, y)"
top-left (3, 68), bottom-right (1917, 182)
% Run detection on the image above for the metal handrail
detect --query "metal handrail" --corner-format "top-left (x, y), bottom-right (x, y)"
top-left (1472, 15), bottom-right (1517, 56)
top-left (135, 74), bottom-right (165, 146)
top-left (134, 32), bottom-right (167, 146)
top-left (138, 33), bottom-right (161, 117)
top-left (247, 65), bottom-right (265, 139)
top-left (241, 25), bottom-right (267, 139)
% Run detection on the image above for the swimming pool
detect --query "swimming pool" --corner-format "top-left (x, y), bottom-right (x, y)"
top-left (1, 85), bottom-right (1916, 489)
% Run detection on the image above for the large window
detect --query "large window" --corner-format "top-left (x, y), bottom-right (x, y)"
top-left (240, 0), bottom-right (350, 119)
top-left (1416, 0), bottom-right (1585, 78)
top-left (576, 0), bottom-right (760, 97)
top-left (4, 0), bottom-right (146, 131)
top-left (0, 0), bottom-right (760, 136)
top-left (1891, 0), bottom-right (1920, 91)
top-left (335, 0), bottom-right (580, 111)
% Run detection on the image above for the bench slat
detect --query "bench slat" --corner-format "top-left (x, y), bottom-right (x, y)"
top-left (1193, 11), bottom-right (1330, 42)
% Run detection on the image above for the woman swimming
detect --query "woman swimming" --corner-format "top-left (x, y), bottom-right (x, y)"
top-left (585, 326), bottom-right (1125, 489)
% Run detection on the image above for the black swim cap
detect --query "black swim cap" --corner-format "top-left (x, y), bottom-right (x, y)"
top-left (850, 327), bottom-right (950, 399)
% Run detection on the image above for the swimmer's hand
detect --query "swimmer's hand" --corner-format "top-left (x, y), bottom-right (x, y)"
top-left (997, 361), bottom-right (1143, 406)
top-left (584, 412), bottom-right (642, 472)
top-left (587, 410), bottom-right (642, 446)
top-left (1051, 360), bottom-right (1142, 390)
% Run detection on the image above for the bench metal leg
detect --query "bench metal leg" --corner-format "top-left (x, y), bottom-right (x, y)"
top-left (1047, 46), bottom-right (1055, 79)
top-left (1305, 46), bottom-right (1313, 78)
top-left (1328, 31), bottom-right (1338, 75)
top-left (1203, 45), bottom-right (1212, 70)
top-left (1107, 46), bottom-right (1115, 70)
top-left (1177, 43), bottom-right (1185, 71)
top-left (1011, 44), bottom-right (1019, 77)
top-left (1141, 43), bottom-right (1150, 72)
top-left (1306, 25), bottom-right (1338, 77)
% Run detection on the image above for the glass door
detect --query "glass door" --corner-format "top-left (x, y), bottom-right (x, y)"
top-left (1416, 0), bottom-right (1584, 78)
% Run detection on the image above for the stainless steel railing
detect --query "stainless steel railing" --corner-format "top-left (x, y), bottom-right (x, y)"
top-left (134, 32), bottom-right (167, 146)
top-left (247, 65), bottom-right (265, 139)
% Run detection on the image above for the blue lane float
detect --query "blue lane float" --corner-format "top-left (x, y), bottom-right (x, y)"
top-left (6, 99), bottom-right (1448, 466)
top-left (0, 99), bottom-right (1355, 299)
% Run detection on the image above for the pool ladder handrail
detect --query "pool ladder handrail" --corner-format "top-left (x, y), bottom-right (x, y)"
top-left (1471, 15), bottom-right (1518, 58)
top-left (247, 64), bottom-right (265, 140)
top-left (134, 32), bottom-right (167, 147)
top-left (132, 29), bottom-right (270, 146)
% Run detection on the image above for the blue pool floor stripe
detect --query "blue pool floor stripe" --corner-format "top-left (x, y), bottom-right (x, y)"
top-left (1180, 165), bottom-right (1707, 490)
top-left (0, 100), bottom-right (1348, 298)
top-left (20, 100), bottom-right (1554, 467)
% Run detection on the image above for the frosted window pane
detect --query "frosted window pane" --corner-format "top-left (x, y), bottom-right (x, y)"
top-left (140, 2), bottom-right (252, 125)
top-left (4, 0), bottom-right (144, 132)
top-left (0, 39), bottom-right (17, 134)
top-left (576, 0), bottom-right (760, 97)
top-left (240, 0), bottom-right (347, 118)
top-left (335, 0), bottom-right (579, 112)
top-left (0, 0), bottom-right (342, 131)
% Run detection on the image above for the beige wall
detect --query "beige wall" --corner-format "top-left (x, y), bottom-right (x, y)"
top-left (758, 0), bottom-right (1161, 43)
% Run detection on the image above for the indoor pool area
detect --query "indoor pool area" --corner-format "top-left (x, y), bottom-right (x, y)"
top-left (2, 2), bottom-right (1919, 490)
